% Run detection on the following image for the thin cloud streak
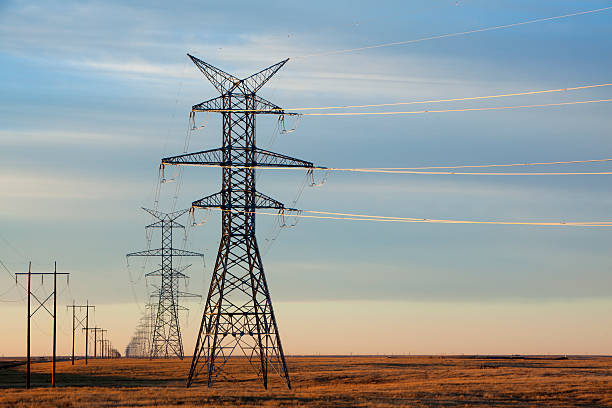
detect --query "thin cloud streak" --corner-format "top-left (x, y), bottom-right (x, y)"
top-left (0, 129), bottom-right (164, 147)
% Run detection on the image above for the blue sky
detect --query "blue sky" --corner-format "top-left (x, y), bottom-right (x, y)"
top-left (1, 0), bottom-right (612, 356)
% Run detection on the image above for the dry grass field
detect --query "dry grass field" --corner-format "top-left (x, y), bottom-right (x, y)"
top-left (1, 356), bottom-right (611, 407)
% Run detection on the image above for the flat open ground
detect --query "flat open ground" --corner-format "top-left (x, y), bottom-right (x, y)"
top-left (1, 356), bottom-right (611, 407)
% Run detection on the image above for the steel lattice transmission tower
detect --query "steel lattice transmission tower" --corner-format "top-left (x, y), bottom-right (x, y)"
top-left (125, 302), bottom-right (156, 358)
top-left (127, 208), bottom-right (204, 359)
top-left (162, 54), bottom-right (313, 389)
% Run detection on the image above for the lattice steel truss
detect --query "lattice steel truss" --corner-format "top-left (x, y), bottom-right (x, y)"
top-left (162, 54), bottom-right (313, 389)
top-left (125, 302), bottom-right (156, 358)
top-left (127, 208), bottom-right (203, 359)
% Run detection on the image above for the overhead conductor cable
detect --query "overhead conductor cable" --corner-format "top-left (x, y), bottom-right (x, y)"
top-left (288, 83), bottom-right (612, 111)
top-left (216, 208), bottom-right (612, 227)
top-left (293, 6), bottom-right (612, 58)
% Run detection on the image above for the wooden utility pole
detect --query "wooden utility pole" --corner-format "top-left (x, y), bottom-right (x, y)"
top-left (26, 262), bottom-right (30, 389)
top-left (70, 300), bottom-right (74, 364)
top-left (84, 300), bottom-right (95, 365)
top-left (83, 327), bottom-right (101, 358)
top-left (99, 329), bottom-right (107, 358)
top-left (85, 300), bottom-right (89, 364)
top-left (82, 326), bottom-right (100, 361)
top-left (67, 301), bottom-right (95, 365)
top-left (16, 261), bottom-right (69, 389)
top-left (52, 263), bottom-right (56, 387)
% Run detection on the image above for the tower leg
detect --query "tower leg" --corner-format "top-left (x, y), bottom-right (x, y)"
top-left (187, 235), bottom-right (290, 388)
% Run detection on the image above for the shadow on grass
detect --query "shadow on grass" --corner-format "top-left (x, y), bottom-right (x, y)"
top-left (0, 365), bottom-right (290, 390)
top-left (0, 365), bottom-right (179, 389)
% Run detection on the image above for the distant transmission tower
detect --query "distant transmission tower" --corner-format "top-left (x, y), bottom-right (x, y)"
top-left (127, 208), bottom-right (204, 359)
top-left (125, 303), bottom-right (155, 358)
top-left (162, 54), bottom-right (313, 389)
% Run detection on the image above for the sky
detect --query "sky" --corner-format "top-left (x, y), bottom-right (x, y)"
top-left (1, 0), bottom-right (612, 357)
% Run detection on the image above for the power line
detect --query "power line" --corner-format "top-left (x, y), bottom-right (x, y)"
top-left (1, 259), bottom-right (28, 304)
top-left (0, 258), bottom-right (16, 279)
top-left (0, 281), bottom-right (18, 299)
top-left (366, 158), bottom-right (612, 170)
top-left (293, 6), bottom-right (612, 58)
top-left (300, 98), bottom-right (612, 116)
top-left (288, 83), bottom-right (612, 111)
top-left (305, 209), bottom-right (612, 225)
top-left (197, 97), bottom-right (612, 115)
top-left (321, 169), bottom-right (612, 176)
top-left (165, 158), bottom-right (612, 176)
top-left (215, 208), bottom-right (612, 227)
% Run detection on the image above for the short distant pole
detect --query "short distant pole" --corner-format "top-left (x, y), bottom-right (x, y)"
top-left (85, 300), bottom-right (89, 365)
top-left (26, 262), bottom-right (31, 389)
top-left (71, 300), bottom-right (75, 365)
top-left (52, 262), bottom-right (57, 387)
top-left (68, 301), bottom-right (94, 365)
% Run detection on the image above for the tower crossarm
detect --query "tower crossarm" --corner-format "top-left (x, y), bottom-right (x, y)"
top-left (146, 265), bottom-right (191, 278)
top-left (162, 147), bottom-right (313, 168)
top-left (192, 191), bottom-right (296, 211)
top-left (191, 192), bottom-right (223, 209)
top-left (187, 53), bottom-right (289, 95)
top-left (187, 53), bottom-right (241, 95)
top-left (192, 94), bottom-right (297, 115)
top-left (142, 207), bottom-right (189, 222)
top-left (239, 58), bottom-right (289, 94)
top-left (126, 248), bottom-right (204, 258)
top-left (178, 291), bottom-right (201, 299)
top-left (254, 191), bottom-right (287, 209)
top-left (145, 268), bottom-right (163, 277)
top-left (254, 148), bottom-right (314, 168)
top-left (145, 220), bottom-right (185, 229)
top-left (162, 148), bottom-right (225, 166)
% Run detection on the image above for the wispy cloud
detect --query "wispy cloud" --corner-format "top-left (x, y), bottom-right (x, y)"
top-left (0, 2), bottom-right (494, 98)
top-left (0, 169), bottom-right (147, 219)
top-left (0, 129), bottom-right (162, 147)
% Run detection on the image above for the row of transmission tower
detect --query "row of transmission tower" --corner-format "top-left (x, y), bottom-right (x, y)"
top-left (124, 302), bottom-right (155, 357)
top-left (129, 53), bottom-right (308, 389)
top-left (127, 208), bottom-right (203, 359)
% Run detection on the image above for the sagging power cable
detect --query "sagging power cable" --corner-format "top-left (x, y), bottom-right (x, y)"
top-left (165, 157), bottom-right (612, 176)
top-left (367, 158), bottom-right (612, 170)
top-left (321, 169), bottom-right (612, 176)
top-left (213, 208), bottom-right (612, 227)
top-left (287, 83), bottom-right (612, 111)
top-left (300, 98), bottom-right (612, 116)
top-left (292, 6), bottom-right (612, 58)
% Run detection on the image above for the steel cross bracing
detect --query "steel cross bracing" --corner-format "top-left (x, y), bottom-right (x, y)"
top-left (162, 54), bottom-right (313, 389)
top-left (127, 208), bottom-right (203, 359)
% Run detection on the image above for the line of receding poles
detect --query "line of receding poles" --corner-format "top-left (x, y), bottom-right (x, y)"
top-left (6, 261), bottom-right (118, 389)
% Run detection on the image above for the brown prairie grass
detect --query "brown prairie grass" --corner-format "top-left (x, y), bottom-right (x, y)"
top-left (1, 356), bottom-right (611, 407)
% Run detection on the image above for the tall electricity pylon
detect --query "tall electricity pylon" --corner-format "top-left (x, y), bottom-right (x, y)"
top-left (162, 54), bottom-right (313, 389)
top-left (127, 208), bottom-right (204, 359)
